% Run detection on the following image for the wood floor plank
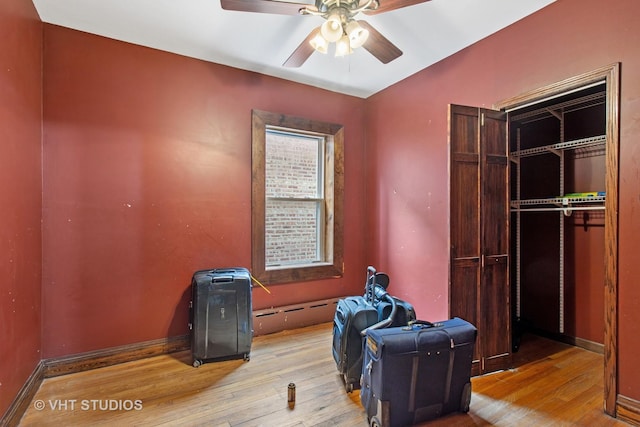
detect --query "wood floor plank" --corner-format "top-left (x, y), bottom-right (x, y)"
top-left (19, 323), bottom-right (629, 426)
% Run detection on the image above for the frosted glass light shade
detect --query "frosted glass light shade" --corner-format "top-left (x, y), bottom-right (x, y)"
top-left (310, 31), bottom-right (329, 54)
top-left (321, 14), bottom-right (343, 43)
top-left (335, 35), bottom-right (352, 57)
top-left (346, 20), bottom-right (369, 49)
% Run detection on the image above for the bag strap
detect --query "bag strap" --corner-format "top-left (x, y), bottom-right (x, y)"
top-left (408, 324), bottom-right (456, 415)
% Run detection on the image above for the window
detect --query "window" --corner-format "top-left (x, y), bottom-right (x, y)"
top-left (265, 129), bottom-right (325, 266)
top-left (252, 110), bottom-right (344, 284)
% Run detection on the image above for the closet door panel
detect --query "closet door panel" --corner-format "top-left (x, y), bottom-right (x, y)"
top-left (450, 259), bottom-right (480, 374)
top-left (480, 108), bottom-right (510, 372)
top-left (481, 108), bottom-right (509, 256)
top-left (450, 259), bottom-right (480, 332)
top-left (449, 104), bottom-right (482, 372)
top-left (451, 159), bottom-right (479, 258)
top-left (482, 158), bottom-right (509, 255)
top-left (481, 256), bottom-right (511, 372)
top-left (482, 109), bottom-right (508, 155)
top-left (450, 105), bottom-right (480, 259)
top-left (450, 104), bottom-right (480, 154)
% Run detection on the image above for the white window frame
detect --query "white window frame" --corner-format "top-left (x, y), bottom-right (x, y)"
top-left (265, 128), bottom-right (327, 268)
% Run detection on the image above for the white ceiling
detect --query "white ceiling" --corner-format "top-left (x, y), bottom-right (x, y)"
top-left (31, 0), bottom-right (555, 98)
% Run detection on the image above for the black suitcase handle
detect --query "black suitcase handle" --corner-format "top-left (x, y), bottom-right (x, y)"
top-left (408, 320), bottom-right (435, 328)
top-left (212, 275), bottom-right (234, 283)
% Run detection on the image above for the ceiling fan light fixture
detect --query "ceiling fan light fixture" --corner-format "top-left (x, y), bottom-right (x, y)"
top-left (309, 31), bottom-right (329, 54)
top-left (346, 20), bottom-right (369, 49)
top-left (321, 14), bottom-right (343, 42)
top-left (335, 34), bottom-right (352, 57)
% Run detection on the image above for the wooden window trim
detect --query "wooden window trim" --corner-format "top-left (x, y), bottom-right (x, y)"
top-left (252, 110), bottom-right (344, 284)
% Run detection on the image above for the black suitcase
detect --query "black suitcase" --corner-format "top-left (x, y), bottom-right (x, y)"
top-left (360, 318), bottom-right (477, 427)
top-left (332, 267), bottom-right (417, 392)
top-left (190, 267), bottom-right (253, 367)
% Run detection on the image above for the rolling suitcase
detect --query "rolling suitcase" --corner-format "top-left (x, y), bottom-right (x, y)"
top-left (332, 295), bottom-right (379, 392)
top-left (190, 267), bottom-right (253, 367)
top-left (360, 318), bottom-right (477, 427)
top-left (332, 267), bottom-right (417, 392)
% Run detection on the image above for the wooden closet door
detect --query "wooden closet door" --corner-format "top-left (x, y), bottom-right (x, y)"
top-left (449, 105), bottom-right (481, 373)
top-left (449, 105), bottom-right (510, 375)
top-left (480, 109), bottom-right (511, 373)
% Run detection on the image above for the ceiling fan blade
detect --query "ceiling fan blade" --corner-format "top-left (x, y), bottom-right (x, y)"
top-left (358, 21), bottom-right (402, 64)
top-left (362, 0), bottom-right (430, 15)
top-left (283, 28), bottom-right (319, 67)
top-left (221, 0), bottom-right (315, 15)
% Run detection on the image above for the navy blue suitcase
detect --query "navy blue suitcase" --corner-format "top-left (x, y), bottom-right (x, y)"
top-left (333, 267), bottom-right (418, 392)
top-left (360, 318), bottom-right (477, 427)
top-left (332, 295), bottom-right (379, 392)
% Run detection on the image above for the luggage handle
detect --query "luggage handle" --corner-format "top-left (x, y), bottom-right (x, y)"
top-left (212, 275), bottom-right (234, 283)
top-left (365, 266), bottom-right (376, 304)
top-left (212, 268), bottom-right (239, 275)
top-left (361, 293), bottom-right (397, 336)
top-left (408, 319), bottom-right (435, 328)
top-left (364, 266), bottom-right (390, 304)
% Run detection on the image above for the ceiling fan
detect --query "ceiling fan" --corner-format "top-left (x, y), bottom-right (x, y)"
top-left (220, 0), bottom-right (431, 67)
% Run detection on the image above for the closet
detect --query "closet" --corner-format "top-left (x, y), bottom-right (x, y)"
top-left (448, 89), bottom-right (606, 374)
top-left (449, 64), bottom-right (619, 414)
top-left (509, 83), bottom-right (606, 350)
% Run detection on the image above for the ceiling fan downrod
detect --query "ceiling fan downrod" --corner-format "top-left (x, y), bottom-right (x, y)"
top-left (298, 0), bottom-right (378, 17)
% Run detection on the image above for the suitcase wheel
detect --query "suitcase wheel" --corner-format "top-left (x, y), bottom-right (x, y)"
top-left (243, 353), bottom-right (250, 362)
top-left (342, 374), bottom-right (354, 393)
top-left (460, 382), bottom-right (472, 413)
top-left (192, 359), bottom-right (202, 368)
top-left (369, 417), bottom-right (381, 427)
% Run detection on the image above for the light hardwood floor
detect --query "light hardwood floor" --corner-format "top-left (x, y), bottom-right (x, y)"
top-left (20, 323), bottom-right (628, 426)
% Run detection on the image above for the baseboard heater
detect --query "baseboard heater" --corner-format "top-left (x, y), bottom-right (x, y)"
top-left (253, 298), bottom-right (340, 336)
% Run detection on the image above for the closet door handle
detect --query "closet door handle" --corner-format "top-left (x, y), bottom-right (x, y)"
top-left (482, 254), bottom-right (508, 267)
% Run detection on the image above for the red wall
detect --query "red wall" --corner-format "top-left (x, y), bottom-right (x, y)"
top-left (4, 0), bottom-right (640, 417)
top-left (366, 0), bottom-right (640, 401)
top-left (0, 0), bottom-right (43, 418)
top-left (41, 26), bottom-right (368, 358)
